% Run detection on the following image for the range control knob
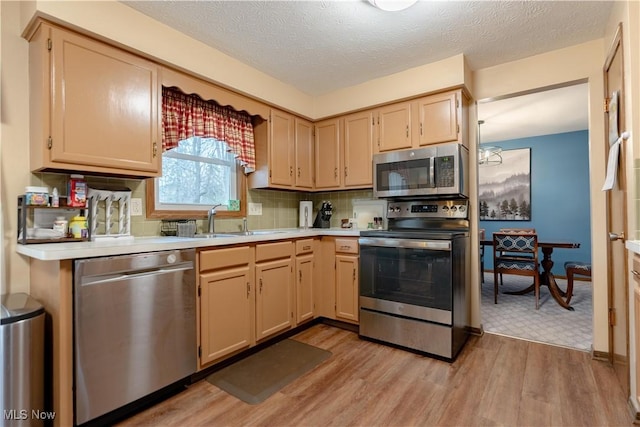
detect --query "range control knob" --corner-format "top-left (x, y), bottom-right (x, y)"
top-left (458, 205), bottom-right (467, 212)
top-left (442, 206), bottom-right (449, 211)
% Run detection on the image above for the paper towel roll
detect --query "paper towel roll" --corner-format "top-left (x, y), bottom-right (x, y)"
top-left (299, 201), bottom-right (313, 229)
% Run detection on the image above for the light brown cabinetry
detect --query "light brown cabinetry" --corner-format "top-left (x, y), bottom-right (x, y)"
top-left (250, 109), bottom-right (315, 190)
top-left (314, 118), bottom-right (342, 189)
top-left (415, 90), bottom-right (463, 147)
top-left (199, 246), bottom-right (254, 367)
top-left (634, 254), bottom-right (640, 406)
top-left (343, 111), bottom-right (374, 187)
top-left (315, 113), bottom-right (374, 191)
top-left (255, 241), bottom-right (294, 340)
top-left (28, 22), bottom-right (160, 177)
top-left (269, 109), bottom-right (296, 187)
top-left (335, 238), bottom-right (359, 323)
top-left (375, 102), bottom-right (412, 153)
top-left (295, 239), bottom-right (316, 323)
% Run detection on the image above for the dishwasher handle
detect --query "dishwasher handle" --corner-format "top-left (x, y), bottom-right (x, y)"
top-left (80, 262), bottom-right (193, 287)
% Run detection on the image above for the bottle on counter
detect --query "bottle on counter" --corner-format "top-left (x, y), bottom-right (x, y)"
top-left (51, 187), bottom-right (59, 208)
top-left (69, 215), bottom-right (88, 239)
top-left (53, 216), bottom-right (68, 236)
top-left (68, 175), bottom-right (87, 207)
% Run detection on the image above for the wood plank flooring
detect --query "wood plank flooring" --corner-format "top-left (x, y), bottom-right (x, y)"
top-left (118, 324), bottom-right (632, 426)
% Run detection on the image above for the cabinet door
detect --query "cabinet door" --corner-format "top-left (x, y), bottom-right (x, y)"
top-left (343, 111), bottom-right (373, 187)
top-left (335, 254), bottom-right (359, 322)
top-left (376, 102), bottom-right (411, 152)
top-left (418, 91), bottom-right (459, 146)
top-left (295, 118), bottom-right (314, 189)
top-left (256, 258), bottom-right (293, 340)
top-left (48, 26), bottom-right (159, 174)
top-left (200, 267), bottom-right (252, 365)
top-left (314, 118), bottom-right (341, 189)
top-left (269, 109), bottom-right (295, 186)
top-left (296, 253), bottom-right (314, 324)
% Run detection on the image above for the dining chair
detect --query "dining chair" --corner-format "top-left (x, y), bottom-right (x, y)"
top-left (493, 232), bottom-right (541, 309)
top-left (564, 261), bottom-right (592, 305)
top-left (496, 228), bottom-right (536, 286)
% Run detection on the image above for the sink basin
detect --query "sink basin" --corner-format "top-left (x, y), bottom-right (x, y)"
top-left (190, 233), bottom-right (239, 239)
top-left (225, 230), bottom-right (288, 236)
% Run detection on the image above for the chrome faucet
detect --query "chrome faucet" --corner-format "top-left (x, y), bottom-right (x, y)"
top-left (207, 204), bottom-right (222, 233)
top-left (242, 217), bottom-right (248, 233)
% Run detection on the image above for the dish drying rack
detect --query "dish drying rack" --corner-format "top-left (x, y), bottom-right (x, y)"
top-left (161, 219), bottom-right (197, 237)
top-left (87, 186), bottom-right (131, 239)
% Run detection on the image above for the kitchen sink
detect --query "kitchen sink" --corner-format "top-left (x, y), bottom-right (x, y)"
top-left (225, 230), bottom-right (288, 236)
top-left (190, 233), bottom-right (239, 239)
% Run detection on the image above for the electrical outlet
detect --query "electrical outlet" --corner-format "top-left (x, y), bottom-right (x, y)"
top-left (248, 202), bottom-right (262, 215)
top-left (131, 198), bottom-right (143, 216)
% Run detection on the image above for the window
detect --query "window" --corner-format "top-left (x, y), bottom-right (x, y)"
top-left (147, 137), bottom-right (246, 219)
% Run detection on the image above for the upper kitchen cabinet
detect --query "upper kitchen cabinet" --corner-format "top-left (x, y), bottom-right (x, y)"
top-left (343, 111), bottom-right (374, 188)
top-left (414, 89), bottom-right (470, 148)
top-left (374, 102), bottom-right (412, 153)
top-left (249, 109), bottom-right (314, 190)
top-left (294, 118), bottom-right (314, 189)
top-left (314, 118), bottom-right (341, 190)
top-left (27, 21), bottom-right (160, 177)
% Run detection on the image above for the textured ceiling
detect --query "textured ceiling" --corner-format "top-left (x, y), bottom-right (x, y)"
top-left (122, 0), bottom-right (608, 140)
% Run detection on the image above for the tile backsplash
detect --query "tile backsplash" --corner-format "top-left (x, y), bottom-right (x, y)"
top-left (32, 172), bottom-right (375, 236)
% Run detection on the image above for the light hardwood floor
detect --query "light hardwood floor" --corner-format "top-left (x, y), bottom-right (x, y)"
top-left (118, 324), bottom-right (632, 426)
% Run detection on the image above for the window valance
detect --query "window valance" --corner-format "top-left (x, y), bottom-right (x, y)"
top-left (162, 86), bottom-right (256, 172)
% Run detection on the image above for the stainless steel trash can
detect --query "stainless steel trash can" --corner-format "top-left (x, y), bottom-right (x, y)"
top-left (1, 293), bottom-right (45, 426)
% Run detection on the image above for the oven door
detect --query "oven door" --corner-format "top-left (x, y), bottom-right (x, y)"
top-left (359, 236), bottom-right (453, 325)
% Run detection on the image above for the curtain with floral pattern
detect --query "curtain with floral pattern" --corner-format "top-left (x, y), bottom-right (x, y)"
top-left (162, 86), bottom-right (255, 171)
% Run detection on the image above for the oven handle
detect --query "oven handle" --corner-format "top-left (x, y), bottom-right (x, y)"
top-left (358, 237), bottom-right (451, 251)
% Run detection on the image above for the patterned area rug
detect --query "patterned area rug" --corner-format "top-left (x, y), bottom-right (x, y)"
top-left (481, 273), bottom-right (592, 351)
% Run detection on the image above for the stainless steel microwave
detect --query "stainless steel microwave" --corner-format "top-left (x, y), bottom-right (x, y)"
top-left (373, 143), bottom-right (469, 199)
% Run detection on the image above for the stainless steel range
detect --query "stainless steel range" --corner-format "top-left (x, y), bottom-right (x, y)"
top-left (358, 199), bottom-right (470, 361)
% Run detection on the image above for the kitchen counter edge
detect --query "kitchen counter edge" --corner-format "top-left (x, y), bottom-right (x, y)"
top-left (626, 240), bottom-right (640, 255)
top-left (16, 229), bottom-right (362, 261)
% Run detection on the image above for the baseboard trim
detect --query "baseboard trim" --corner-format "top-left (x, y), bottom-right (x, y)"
top-left (592, 350), bottom-right (610, 361)
top-left (628, 396), bottom-right (640, 424)
top-left (467, 325), bottom-right (484, 336)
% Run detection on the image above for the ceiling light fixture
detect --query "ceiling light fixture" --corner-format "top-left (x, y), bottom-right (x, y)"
top-left (477, 120), bottom-right (503, 166)
top-left (367, 0), bottom-right (419, 12)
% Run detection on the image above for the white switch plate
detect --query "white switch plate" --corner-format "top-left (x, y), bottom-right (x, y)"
top-left (131, 198), bottom-right (143, 216)
top-left (248, 202), bottom-right (262, 215)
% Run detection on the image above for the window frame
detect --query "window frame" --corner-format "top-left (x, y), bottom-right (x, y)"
top-left (145, 161), bottom-right (247, 220)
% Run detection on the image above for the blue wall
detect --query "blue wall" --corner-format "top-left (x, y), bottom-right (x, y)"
top-left (480, 130), bottom-right (591, 275)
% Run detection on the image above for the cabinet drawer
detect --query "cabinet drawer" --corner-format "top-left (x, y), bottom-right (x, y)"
top-left (335, 238), bottom-right (359, 254)
top-left (256, 241), bottom-right (293, 262)
top-left (200, 246), bottom-right (251, 272)
top-left (296, 239), bottom-right (314, 255)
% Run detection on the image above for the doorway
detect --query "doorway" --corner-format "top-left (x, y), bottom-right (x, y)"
top-left (477, 82), bottom-right (593, 351)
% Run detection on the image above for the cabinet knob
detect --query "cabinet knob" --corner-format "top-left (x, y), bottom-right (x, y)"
top-left (290, 166), bottom-right (293, 177)
top-left (247, 282), bottom-right (250, 298)
top-left (334, 168), bottom-right (338, 178)
top-left (153, 142), bottom-right (158, 158)
top-left (298, 167), bottom-right (301, 177)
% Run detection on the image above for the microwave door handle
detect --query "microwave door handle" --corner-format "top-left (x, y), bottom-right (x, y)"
top-left (429, 157), bottom-right (435, 187)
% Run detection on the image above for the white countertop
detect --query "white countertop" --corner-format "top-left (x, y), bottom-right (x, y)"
top-left (626, 240), bottom-right (640, 255)
top-left (16, 228), bottom-right (361, 261)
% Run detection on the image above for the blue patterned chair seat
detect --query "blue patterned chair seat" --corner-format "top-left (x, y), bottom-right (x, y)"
top-left (563, 261), bottom-right (591, 305)
top-left (492, 232), bottom-right (541, 309)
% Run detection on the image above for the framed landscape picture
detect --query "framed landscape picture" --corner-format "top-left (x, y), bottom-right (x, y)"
top-left (478, 147), bottom-right (531, 221)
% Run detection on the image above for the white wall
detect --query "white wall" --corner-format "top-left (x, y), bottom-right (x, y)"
top-left (1, 1), bottom-right (32, 295)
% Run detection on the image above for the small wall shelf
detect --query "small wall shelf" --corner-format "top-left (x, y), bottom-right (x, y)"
top-left (17, 196), bottom-right (92, 244)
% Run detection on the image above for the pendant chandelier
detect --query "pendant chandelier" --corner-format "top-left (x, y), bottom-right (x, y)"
top-left (477, 120), bottom-right (502, 166)
top-left (367, 0), bottom-right (418, 12)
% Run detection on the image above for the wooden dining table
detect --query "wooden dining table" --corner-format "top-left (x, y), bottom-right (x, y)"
top-left (480, 238), bottom-right (581, 310)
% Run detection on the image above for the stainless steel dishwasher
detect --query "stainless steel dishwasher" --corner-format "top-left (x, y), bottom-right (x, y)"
top-left (74, 249), bottom-right (196, 425)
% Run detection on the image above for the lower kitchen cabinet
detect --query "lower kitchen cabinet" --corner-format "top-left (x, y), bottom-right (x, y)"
top-left (199, 246), bottom-right (255, 368)
top-left (255, 241), bottom-right (294, 340)
top-left (335, 238), bottom-right (359, 323)
top-left (295, 239), bottom-right (316, 323)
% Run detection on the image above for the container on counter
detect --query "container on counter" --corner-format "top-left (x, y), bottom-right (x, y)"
top-left (25, 186), bottom-right (49, 206)
top-left (53, 216), bottom-right (68, 236)
top-left (69, 215), bottom-right (88, 239)
top-left (68, 175), bottom-right (87, 207)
